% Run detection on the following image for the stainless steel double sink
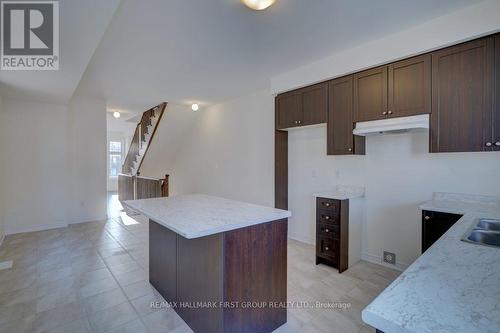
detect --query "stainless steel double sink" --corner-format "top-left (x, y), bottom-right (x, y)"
top-left (462, 218), bottom-right (500, 248)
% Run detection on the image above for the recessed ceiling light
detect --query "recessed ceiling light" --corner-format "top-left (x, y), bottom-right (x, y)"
top-left (191, 103), bottom-right (199, 112)
top-left (241, 0), bottom-right (276, 11)
top-left (113, 111), bottom-right (121, 118)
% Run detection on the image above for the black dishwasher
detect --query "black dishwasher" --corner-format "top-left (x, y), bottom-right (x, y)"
top-left (422, 210), bottom-right (463, 253)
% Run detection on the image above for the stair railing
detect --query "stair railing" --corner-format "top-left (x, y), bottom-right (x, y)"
top-left (118, 173), bottom-right (169, 204)
top-left (122, 102), bottom-right (167, 175)
top-left (118, 102), bottom-right (168, 205)
top-left (122, 124), bottom-right (140, 174)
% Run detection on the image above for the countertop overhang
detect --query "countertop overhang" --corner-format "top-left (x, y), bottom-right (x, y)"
top-left (123, 194), bottom-right (291, 239)
top-left (362, 192), bottom-right (500, 333)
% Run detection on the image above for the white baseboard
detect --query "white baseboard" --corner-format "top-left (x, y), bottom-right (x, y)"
top-left (288, 235), bottom-right (410, 272)
top-left (288, 233), bottom-right (315, 245)
top-left (5, 222), bottom-right (69, 235)
top-left (69, 215), bottom-right (108, 225)
top-left (4, 215), bottom-right (108, 236)
top-left (361, 252), bottom-right (410, 272)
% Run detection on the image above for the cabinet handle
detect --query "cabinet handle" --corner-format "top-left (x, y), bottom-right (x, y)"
top-left (382, 111), bottom-right (388, 116)
top-left (485, 142), bottom-right (493, 147)
top-left (324, 229), bottom-right (329, 233)
top-left (424, 216), bottom-right (430, 220)
top-left (388, 110), bottom-right (393, 115)
top-left (324, 215), bottom-right (330, 220)
top-left (324, 203), bottom-right (330, 207)
top-left (495, 142), bottom-right (500, 147)
top-left (348, 148), bottom-right (352, 152)
top-left (325, 247), bottom-right (329, 251)
top-left (297, 120), bottom-right (302, 124)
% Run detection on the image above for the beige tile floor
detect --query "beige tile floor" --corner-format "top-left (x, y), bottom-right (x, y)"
top-left (0, 214), bottom-right (400, 333)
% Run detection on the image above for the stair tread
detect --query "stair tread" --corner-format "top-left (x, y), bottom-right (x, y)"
top-left (122, 102), bottom-right (165, 176)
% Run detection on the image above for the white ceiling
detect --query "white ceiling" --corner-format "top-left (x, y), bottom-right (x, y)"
top-left (0, 0), bottom-right (120, 104)
top-left (1, 0), bottom-right (483, 109)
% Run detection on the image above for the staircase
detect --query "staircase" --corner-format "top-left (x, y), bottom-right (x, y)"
top-left (118, 102), bottom-right (169, 204)
top-left (122, 102), bottom-right (166, 175)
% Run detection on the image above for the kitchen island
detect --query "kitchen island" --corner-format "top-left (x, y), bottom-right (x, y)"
top-left (123, 194), bottom-right (291, 333)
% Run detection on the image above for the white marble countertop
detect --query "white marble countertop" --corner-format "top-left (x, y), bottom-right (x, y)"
top-left (314, 185), bottom-right (365, 200)
top-left (362, 192), bottom-right (500, 333)
top-left (123, 194), bottom-right (291, 239)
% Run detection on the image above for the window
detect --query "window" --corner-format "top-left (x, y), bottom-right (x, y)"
top-left (109, 140), bottom-right (122, 177)
top-left (110, 141), bottom-right (122, 153)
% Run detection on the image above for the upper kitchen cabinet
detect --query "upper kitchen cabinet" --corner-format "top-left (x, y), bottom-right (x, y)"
top-left (495, 33), bottom-right (500, 152)
top-left (275, 90), bottom-right (302, 129)
top-left (354, 56), bottom-right (431, 122)
top-left (353, 66), bottom-right (388, 122)
top-left (301, 83), bottom-right (328, 126)
top-left (388, 54), bottom-right (431, 118)
top-left (327, 76), bottom-right (365, 155)
top-left (276, 82), bottom-right (328, 130)
top-left (430, 37), bottom-right (494, 153)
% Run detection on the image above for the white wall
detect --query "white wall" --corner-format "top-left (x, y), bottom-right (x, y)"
top-left (288, 127), bottom-right (500, 269)
top-left (265, 0), bottom-right (500, 269)
top-left (167, 90), bottom-right (275, 207)
top-left (271, 0), bottom-right (500, 94)
top-left (66, 95), bottom-right (107, 224)
top-left (157, 89), bottom-right (500, 269)
top-left (0, 92), bottom-right (107, 234)
top-left (2, 98), bottom-right (69, 234)
top-left (140, 104), bottom-right (199, 180)
top-left (0, 94), bottom-right (107, 234)
top-left (152, 89), bottom-right (500, 270)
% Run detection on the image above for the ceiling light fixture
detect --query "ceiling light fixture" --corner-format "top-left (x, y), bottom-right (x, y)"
top-left (191, 103), bottom-right (199, 112)
top-left (113, 111), bottom-right (121, 119)
top-left (241, 0), bottom-right (275, 11)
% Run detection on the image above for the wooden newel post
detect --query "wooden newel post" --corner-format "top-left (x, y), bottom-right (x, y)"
top-left (161, 174), bottom-right (169, 197)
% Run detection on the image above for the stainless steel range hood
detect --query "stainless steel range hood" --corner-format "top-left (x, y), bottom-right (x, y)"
top-left (353, 114), bottom-right (429, 136)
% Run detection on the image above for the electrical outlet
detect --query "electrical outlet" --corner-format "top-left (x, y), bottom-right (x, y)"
top-left (383, 251), bottom-right (396, 265)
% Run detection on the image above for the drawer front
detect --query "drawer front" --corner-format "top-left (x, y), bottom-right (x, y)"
top-left (317, 209), bottom-right (339, 225)
top-left (316, 197), bottom-right (339, 212)
top-left (317, 237), bottom-right (338, 260)
top-left (317, 223), bottom-right (339, 239)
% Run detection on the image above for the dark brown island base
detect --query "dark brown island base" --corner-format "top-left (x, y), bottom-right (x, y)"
top-left (123, 194), bottom-right (291, 333)
top-left (150, 218), bottom-right (288, 333)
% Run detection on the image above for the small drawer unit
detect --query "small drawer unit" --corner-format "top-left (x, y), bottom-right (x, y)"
top-left (315, 197), bottom-right (349, 272)
top-left (317, 237), bottom-right (339, 261)
top-left (317, 197), bottom-right (339, 211)
top-left (317, 210), bottom-right (339, 225)
top-left (317, 223), bottom-right (338, 237)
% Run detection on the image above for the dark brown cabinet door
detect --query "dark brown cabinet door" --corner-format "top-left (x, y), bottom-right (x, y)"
top-left (276, 92), bottom-right (301, 129)
top-left (353, 66), bottom-right (388, 122)
top-left (422, 211), bottom-right (462, 253)
top-left (149, 221), bottom-right (177, 301)
top-left (301, 83), bottom-right (328, 126)
top-left (431, 37), bottom-right (494, 153)
top-left (276, 83), bottom-right (327, 129)
top-left (327, 76), bottom-right (365, 155)
top-left (495, 34), bottom-right (500, 151)
top-left (388, 54), bottom-right (431, 118)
